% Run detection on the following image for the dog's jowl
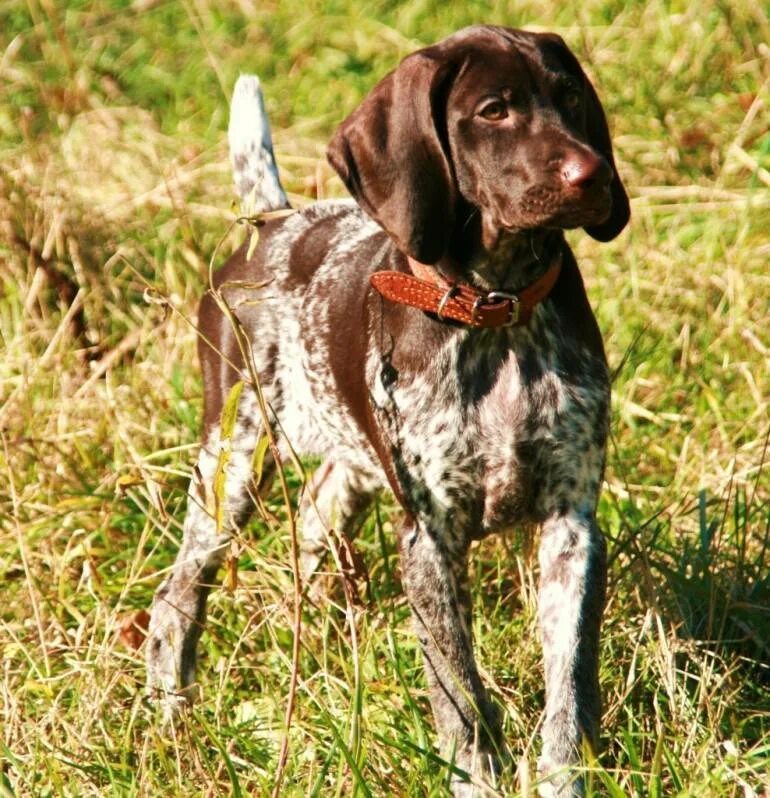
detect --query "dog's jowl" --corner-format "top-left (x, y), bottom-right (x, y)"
top-left (146, 25), bottom-right (629, 797)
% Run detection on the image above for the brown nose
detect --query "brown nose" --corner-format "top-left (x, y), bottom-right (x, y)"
top-left (562, 151), bottom-right (612, 190)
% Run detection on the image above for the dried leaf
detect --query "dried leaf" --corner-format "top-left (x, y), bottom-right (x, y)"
top-left (251, 434), bottom-right (270, 486)
top-left (679, 126), bottom-right (708, 149)
top-left (737, 92), bottom-right (757, 113)
top-left (213, 445), bottom-right (231, 533)
top-left (225, 541), bottom-right (240, 592)
top-left (118, 609), bottom-right (150, 650)
top-left (115, 472), bottom-right (144, 495)
top-left (220, 380), bottom-right (244, 441)
top-left (246, 226), bottom-right (260, 261)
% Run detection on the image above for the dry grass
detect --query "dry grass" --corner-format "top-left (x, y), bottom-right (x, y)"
top-left (1, 1), bottom-right (769, 795)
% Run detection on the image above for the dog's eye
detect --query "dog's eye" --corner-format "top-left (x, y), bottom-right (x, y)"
top-left (562, 85), bottom-right (583, 112)
top-left (479, 100), bottom-right (508, 121)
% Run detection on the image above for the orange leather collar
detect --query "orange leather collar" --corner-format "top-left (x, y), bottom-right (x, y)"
top-left (370, 253), bottom-right (562, 328)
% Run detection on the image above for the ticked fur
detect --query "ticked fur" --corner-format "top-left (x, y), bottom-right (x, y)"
top-left (147, 31), bottom-right (620, 797)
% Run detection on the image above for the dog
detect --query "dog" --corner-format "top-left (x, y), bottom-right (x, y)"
top-left (146, 25), bottom-right (629, 797)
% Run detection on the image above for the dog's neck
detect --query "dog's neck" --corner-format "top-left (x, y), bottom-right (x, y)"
top-left (467, 228), bottom-right (563, 291)
top-left (426, 227), bottom-right (564, 293)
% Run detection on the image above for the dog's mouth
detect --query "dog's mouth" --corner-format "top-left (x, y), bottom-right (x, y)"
top-left (550, 197), bottom-right (613, 229)
top-left (496, 183), bottom-right (613, 232)
top-left (476, 180), bottom-right (614, 251)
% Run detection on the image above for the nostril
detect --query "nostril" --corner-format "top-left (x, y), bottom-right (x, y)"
top-left (562, 152), bottom-right (611, 190)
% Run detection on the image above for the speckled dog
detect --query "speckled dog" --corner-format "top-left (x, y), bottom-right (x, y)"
top-left (146, 25), bottom-right (629, 797)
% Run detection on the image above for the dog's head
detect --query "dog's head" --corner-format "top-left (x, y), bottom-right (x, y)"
top-left (327, 25), bottom-right (629, 264)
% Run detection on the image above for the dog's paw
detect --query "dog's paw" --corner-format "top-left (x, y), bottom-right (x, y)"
top-left (146, 686), bottom-right (194, 729)
top-left (451, 780), bottom-right (495, 798)
top-left (450, 749), bottom-right (503, 798)
top-left (535, 757), bottom-right (584, 797)
top-left (145, 606), bottom-right (199, 725)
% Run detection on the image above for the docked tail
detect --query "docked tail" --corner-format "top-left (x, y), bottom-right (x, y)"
top-left (228, 75), bottom-right (289, 214)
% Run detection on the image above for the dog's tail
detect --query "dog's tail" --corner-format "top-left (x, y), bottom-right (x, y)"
top-left (228, 75), bottom-right (289, 214)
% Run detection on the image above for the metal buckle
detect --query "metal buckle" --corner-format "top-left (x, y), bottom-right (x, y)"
top-left (436, 284), bottom-right (460, 319)
top-left (486, 291), bottom-right (520, 326)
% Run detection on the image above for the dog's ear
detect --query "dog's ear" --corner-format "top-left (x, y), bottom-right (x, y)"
top-left (543, 36), bottom-right (630, 242)
top-left (581, 75), bottom-right (630, 241)
top-left (327, 52), bottom-right (455, 264)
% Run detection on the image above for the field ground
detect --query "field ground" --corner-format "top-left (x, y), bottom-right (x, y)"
top-left (1, 1), bottom-right (769, 795)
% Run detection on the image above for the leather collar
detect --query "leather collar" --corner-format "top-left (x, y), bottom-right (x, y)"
top-left (370, 252), bottom-right (562, 328)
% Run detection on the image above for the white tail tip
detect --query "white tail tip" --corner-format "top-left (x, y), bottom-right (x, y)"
top-left (228, 74), bottom-right (289, 214)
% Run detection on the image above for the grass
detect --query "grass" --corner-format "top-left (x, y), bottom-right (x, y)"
top-left (1, 0), bottom-right (769, 795)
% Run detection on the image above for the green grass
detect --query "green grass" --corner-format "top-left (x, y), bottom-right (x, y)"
top-left (1, 0), bottom-right (769, 795)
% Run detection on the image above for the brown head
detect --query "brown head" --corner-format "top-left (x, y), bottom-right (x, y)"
top-left (327, 25), bottom-right (629, 265)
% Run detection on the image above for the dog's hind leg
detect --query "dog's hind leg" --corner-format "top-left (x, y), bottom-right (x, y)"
top-left (146, 72), bottom-right (290, 720)
top-left (298, 460), bottom-right (376, 588)
top-left (145, 386), bottom-right (271, 720)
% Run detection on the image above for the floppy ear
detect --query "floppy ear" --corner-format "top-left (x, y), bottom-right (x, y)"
top-left (327, 52), bottom-right (456, 264)
top-left (581, 74), bottom-right (630, 241)
top-left (546, 36), bottom-right (630, 241)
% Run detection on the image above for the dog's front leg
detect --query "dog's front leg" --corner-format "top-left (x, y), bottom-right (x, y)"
top-left (537, 509), bottom-right (607, 796)
top-left (399, 519), bottom-right (500, 796)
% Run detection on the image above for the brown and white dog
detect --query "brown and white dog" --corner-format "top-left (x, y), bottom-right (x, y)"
top-left (146, 25), bottom-right (629, 797)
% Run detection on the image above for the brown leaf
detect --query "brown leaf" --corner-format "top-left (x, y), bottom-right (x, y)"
top-left (679, 126), bottom-right (709, 149)
top-left (737, 92), bottom-right (757, 113)
top-left (118, 609), bottom-right (150, 650)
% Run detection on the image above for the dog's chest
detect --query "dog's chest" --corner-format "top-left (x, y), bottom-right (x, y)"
top-left (369, 320), bottom-right (609, 535)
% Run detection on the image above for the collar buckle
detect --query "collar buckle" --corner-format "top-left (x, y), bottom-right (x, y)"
top-left (486, 291), bottom-right (521, 326)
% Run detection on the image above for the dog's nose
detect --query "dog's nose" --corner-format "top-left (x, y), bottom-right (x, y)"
top-left (562, 151), bottom-right (612, 190)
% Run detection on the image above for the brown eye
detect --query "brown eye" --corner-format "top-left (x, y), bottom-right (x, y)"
top-left (479, 101), bottom-right (507, 121)
top-left (563, 88), bottom-right (582, 112)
